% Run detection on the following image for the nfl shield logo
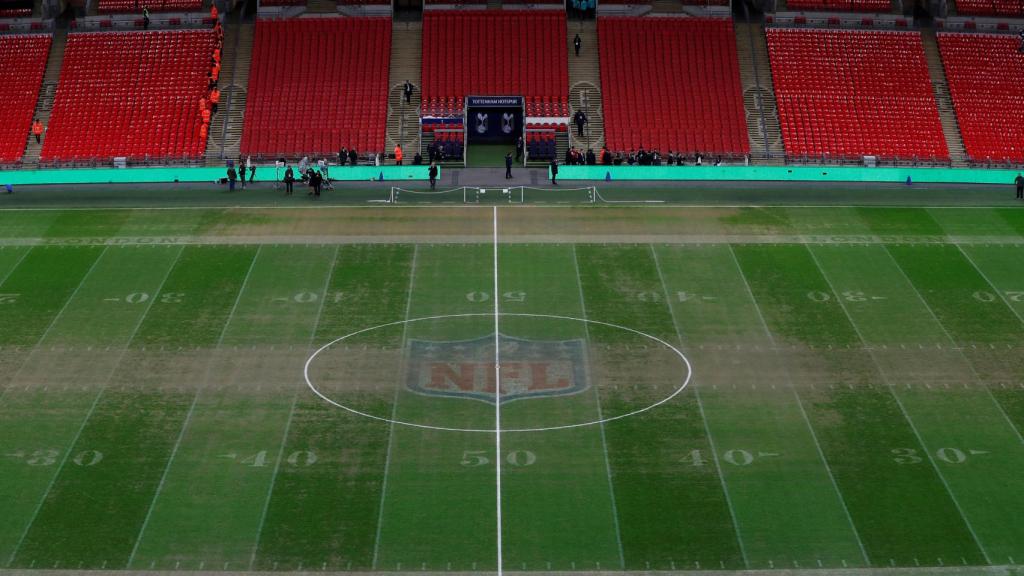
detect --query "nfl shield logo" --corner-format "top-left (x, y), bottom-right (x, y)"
top-left (405, 334), bottom-right (589, 405)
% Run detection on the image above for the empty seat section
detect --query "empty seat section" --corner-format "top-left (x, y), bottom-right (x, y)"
top-left (241, 17), bottom-right (390, 157)
top-left (766, 28), bottom-right (947, 161)
top-left (0, 0), bottom-right (32, 16)
top-left (938, 33), bottom-right (1024, 163)
top-left (421, 11), bottom-right (568, 116)
top-left (598, 17), bottom-right (749, 155)
top-left (97, 0), bottom-right (202, 13)
top-left (953, 0), bottom-right (1024, 16)
top-left (786, 0), bottom-right (890, 11)
top-left (0, 34), bottom-right (50, 163)
top-left (41, 29), bottom-right (215, 163)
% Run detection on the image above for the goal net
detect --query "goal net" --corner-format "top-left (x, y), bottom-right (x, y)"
top-left (389, 186), bottom-right (479, 204)
top-left (506, 186), bottom-right (596, 204)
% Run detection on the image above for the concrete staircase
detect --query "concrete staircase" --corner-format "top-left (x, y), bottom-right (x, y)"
top-left (650, 0), bottom-right (684, 12)
top-left (21, 27), bottom-right (67, 167)
top-left (567, 19), bottom-right (605, 154)
top-left (386, 21), bottom-right (422, 156)
top-left (206, 18), bottom-right (254, 165)
top-left (921, 28), bottom-right (967, 167)
top-left (734, 20), bottom-right (785, 163)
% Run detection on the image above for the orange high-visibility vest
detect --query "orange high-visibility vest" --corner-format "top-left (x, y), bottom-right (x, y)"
top-left (210, 4), bottom-right (218, 18)
top-left (210, 89), bottom-right (220, 104)
top-left (202, 108), bottom-right (211, 123)
top-left (394, 146), bottom-right (403, 161)
top-left (31, 121), bottom-right (43, 135)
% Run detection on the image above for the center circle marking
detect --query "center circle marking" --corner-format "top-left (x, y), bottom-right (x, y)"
top-left (303, 312), bottom-right (692, 433)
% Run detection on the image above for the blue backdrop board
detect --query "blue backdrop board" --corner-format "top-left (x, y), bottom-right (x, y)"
top-left (0, 165), bottom-right (432, 186)
top-left (556, 165), bottom-right (1023, 185)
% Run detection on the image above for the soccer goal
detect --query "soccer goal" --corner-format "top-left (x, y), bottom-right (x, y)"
top-left (389, 186), bottom-right (481, 204)
top-left (506, 186), bottom-right (597, 204)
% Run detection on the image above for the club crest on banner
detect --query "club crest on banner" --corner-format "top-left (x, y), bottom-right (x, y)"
top-left (501, 112), bottom-right (515, 134)
top-left (475, 113), bottom-right (489, 134)
top-left (405, 334), bottom-right (589, 405)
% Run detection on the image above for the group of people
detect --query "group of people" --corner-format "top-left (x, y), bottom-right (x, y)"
top-left (225, 155), bottom-right (255, 191)
top-left (198, 18), bottom-right (226, 143)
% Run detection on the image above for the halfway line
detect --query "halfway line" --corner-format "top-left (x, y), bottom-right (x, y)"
top-left (492, 206), bottom-right (503, 576)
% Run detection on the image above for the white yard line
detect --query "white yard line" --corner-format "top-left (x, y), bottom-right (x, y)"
top-left (725, 244), bottom-right (871, 566)
top-left (955, 244), bottom-right (1024, 328)
top-left (649, 244), bottom-right (749, 569)
top-left (0, 245), bottom-right (31, 285)
top-left (371, 245), bottom-right (419, 569)
top-left (130, 245), bottom-right (263, 568)
top-left (493, 207), bottom-right (504, 576)
top-left (882, 245), bottom-right (1024, 446)
top-left (570, 245), bottom-right (626, 569)
top-left (804, 245), bottom-right (992, 565)
top-left (248, 244), bottom-right (340, 570)
top-left (6, 244), bottom-right (185, 568)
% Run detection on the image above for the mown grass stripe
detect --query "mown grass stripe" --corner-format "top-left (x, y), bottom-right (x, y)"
top-left (804, 246), bottom-right (991, 565)
top-left (570, 244), bottom-right (625, 570)
top-left (650, 245), bottom-right (749, 569)
top-left (724, 244), bottom-right (870, 566)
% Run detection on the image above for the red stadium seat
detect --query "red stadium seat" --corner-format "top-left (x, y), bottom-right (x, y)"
top-left (766, 28), bottom-right (948, 161)
top-left (0, 34), bottom-right (50, 164)
top-left (953, 0), bottom-right (1024, 16)
top-left (598, 17), bottom-right (749, 155)
top-left (786, 0), bottom-right (890, 12)
top-left (97, 0), bottom-right (202, 13)
top-left (420, 11), bottom-right (568, 117)
top-left (241, 17), bottom-right (391, 156)
top-left (938, 32), bottom-right (1024, 163)
top-left (40, 29), bottom-right (216, 163)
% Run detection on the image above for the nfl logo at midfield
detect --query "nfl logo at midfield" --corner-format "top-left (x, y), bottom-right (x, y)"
top-left (405, 334), bottom-right (589, 405)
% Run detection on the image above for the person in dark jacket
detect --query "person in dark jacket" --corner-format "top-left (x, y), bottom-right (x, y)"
top-left (348, 148), bottom-right (358, 166)
top-left (227, 165), bottom-right (237, 191)
top-left (515, 136), bottom-right (524, 162)
top-left (310, 170), bottom-right (323, 198)
top-left (283, 164), bottom-right (294, 195)
top-left (505, 152), bottom-right (513, 179)
top-left (428, 162), bottom-right (438, 190)
top-left (1016, 173), bottom-right (1024, 199)
top-left (573, 110), bottom-right (588, 138)
top-left (550, 159), bottom-right (559, 185)
top-left (403, 80), bottom-right (415, 104)
top-left (573, 33), bottom-right (582, 57)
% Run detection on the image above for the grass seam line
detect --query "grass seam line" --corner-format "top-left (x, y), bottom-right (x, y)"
top-left (493, 206), bottom-right (504, 576)
top-left (725, 244), bottom-right (872, 566)
top-left (570, 244), bottom-right (626, 570)
top-left (371, 244), bottom-right (419, 569)
top-left (882, 245), bottom-right (1024, 445)
top-left (6, 244), bottom-right (185, 568)
top-left (248, 244), bottom-right (340, 570)
top-left (804, 244), bottom-right (993, 565)
top-left (128, 245), bottom-right (263, 567)
top-left (650, 244), bottom-right (750, 569)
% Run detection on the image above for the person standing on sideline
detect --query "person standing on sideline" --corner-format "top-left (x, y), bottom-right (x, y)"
top-left (505, 152), bottom-right (513, 180)
top-left (573, 33), bottom-right (582, 57)
top-left (1016, 173), bottom-right (1024, 199)
top-left (550, 159), bottom-right (559, 185)
top-left (428, 161), bottom-right (438, 190)
top-left (573, 109), bottom-right (588, 138)
top-left (246, 156), bottom-right (255, 182)
top-left (227, 164), bottom-right (237, 191)
top-left (311, 169), bottom-right (323, 199)
top-left (238, 157), bottom-right (246, 189)
top-left (283, 164), bottom-right (294, 195)
top-left (515, 135), bottom-right (524, 162)
top-left (142, 6), bottom-right (150, 29)
top-left (31, 119), bottom-right (43, 144)
top-left (403, 80), bottom-right (415, 104)
top-left (394, 144), bottom-right (403, 165)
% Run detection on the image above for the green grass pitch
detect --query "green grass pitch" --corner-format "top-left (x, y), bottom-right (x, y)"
top-left (0, 204), bottom-right (1023, 573)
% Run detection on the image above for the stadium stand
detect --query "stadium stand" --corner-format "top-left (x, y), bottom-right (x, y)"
top-left (0, 34), bottom-right (50, 164)
top-left (241, 18), bottom-right (390, 158)
top-left (952, 0), bottom-right (1024, 16)
top-left (785, 0), bottom-right (891, 11)
top-left (97, 0), bottom-right (202, 13)
top-left (40, 29), bottom-right (217, 163)
top-left (0, 0), bottom-right (31, 17)
top-left (937, 32), bottom-right (1024, 163)
top-left (420, 11), bottom-right (568, 117)
top-left (766, 28), bottom-right (948, 161)
top-left (598, 17), bottom-right (749, 156)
